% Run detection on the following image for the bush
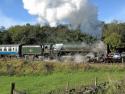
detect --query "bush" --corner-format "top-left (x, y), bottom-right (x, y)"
top-left (1, 60), bottom-right (125, 76)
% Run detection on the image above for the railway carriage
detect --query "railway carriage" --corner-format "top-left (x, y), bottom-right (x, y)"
top-left (0, 44), bottom-right (20, 57)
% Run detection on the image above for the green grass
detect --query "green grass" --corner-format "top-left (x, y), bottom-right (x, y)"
top-left (1, 60), bottom-right (125, 94)
top-left (0, 71), bottom-right (125, 94)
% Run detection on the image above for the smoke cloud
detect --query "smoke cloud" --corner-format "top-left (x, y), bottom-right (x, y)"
top-left (22, 0), bottom-right (102, 38)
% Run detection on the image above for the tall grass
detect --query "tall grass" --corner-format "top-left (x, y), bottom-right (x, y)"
top-left (1, 60), bottom-right (125, 76)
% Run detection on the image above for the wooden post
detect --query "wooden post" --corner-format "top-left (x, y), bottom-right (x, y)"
top-left (11, 82), bottom-right (15, 94)
top-left (65, 82), bottom-right (69, 94)
top-left (95, 77), bottom-right (97, 86)
top-left (122, 57), bottom-right (124, 63)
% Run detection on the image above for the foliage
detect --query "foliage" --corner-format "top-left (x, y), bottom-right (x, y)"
top-left (0, 24), bottom-right (96, 44)
top-left (103, 21), bottom-right (125, 49)
top-left (104, 32), bottom-right (121, 48)
top-left (1, 60), bottom-right (125, 75)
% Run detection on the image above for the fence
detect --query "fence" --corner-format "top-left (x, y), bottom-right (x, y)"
top-left (10, 78), bottom-right (124, 94)
top-left (64, 78), bottom-right (107, 94)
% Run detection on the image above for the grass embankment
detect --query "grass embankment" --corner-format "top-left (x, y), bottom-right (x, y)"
top-left (0, 60), bottom-right (125, 94)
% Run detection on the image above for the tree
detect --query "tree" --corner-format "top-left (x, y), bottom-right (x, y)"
top-left (104, 32), bottom-right (121, 48)
top-left (2, 31), bottom-right (12, 44)
top-left (0, 24), bottom-right (97, 44)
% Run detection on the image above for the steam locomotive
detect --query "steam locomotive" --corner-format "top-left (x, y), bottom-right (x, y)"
top-left (0, 43), bottom-right (92, 59)
top-left (0, 43), bottom-right (124, 63)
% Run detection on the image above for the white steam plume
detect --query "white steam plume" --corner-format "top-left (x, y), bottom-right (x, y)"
top-left (23, 0), bottom-right (102, 38)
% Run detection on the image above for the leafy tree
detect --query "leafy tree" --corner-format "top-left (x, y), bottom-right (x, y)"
top-left (0, 24), bottom-right (97, 44)
top-left (104, 32), bottom-right (121, 48)
top-left (102, 21), bottom-right (125, 49)
top-left (2, 31), bottom-right (12, 44)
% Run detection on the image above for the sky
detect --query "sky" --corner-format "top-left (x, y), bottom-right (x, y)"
top-left (91, 0), bottom-right (125, 22)
top-left (0, 0), bottom-right (125, 27)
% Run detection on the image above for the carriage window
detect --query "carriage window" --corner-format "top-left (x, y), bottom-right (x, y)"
top-left (4, 47), bottom-right (7, 51)
top-left (8, 48), bottom-right (11, 51)
top-left (0, 48), bottom-right (2, 51)
top-left (13, 48), bottom-right (15, 51)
